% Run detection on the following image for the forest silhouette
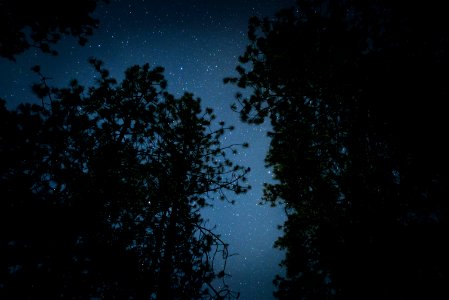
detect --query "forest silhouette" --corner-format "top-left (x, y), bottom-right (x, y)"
top-left (1, 1), bottom-right (248, 299)
top-left (1, 0), bottom-right (449, 299)
top-left (227, 0), bottom-right (449, 299)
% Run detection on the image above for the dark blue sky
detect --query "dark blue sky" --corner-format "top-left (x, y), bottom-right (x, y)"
top-left (0, 1), bottom-right (296, 298)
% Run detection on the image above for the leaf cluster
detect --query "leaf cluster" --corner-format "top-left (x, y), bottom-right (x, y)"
top-left (0, 0), bottom-right (106, 60)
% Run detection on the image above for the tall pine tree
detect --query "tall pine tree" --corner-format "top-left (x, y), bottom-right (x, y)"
top-left (1, 60), bottom-right (249, 299)
top-left (227, 0), bottom-right (449, 298)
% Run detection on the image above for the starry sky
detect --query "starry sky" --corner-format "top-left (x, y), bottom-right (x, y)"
top-left (0, 0), bottom-right (296, 299)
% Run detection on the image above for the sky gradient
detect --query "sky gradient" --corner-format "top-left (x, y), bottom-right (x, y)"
top-left (0, 1), bottom-right (296, 298)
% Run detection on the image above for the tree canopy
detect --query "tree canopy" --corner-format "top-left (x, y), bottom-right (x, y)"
top-left (0, 0), bottom-right (104, 60)
top-left (228, 0), bottom-right (449, 299)
top-left (0, 59), bottom-right (249, 299)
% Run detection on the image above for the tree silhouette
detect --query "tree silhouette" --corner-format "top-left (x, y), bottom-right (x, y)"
top-left (0, 59), bottom-right (249, 299)
top-left (0, 0), bottom-right (104, 60)
top-left (227, 0), bottom-right (449, 299)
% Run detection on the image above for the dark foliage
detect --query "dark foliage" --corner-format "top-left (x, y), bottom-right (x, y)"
top-left (0, 60), bottom-right (249, 299)
top-left (228, 0), bottom-right (449, 299)
top-left (0, 0), bottom-right (104, 60)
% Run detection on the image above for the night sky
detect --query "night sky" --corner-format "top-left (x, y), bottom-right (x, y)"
top-left (0, 0), bottom-right (296, 299)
